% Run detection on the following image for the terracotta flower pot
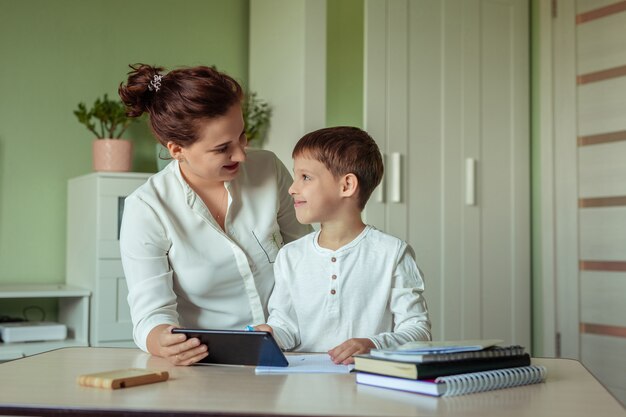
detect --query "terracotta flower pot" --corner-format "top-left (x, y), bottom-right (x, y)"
top-left (92, 139), bottom-right (133, 172)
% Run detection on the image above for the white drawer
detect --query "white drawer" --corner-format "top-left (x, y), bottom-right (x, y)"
top-left (96, 177), bottom-right (148, 255)
top-left (95, 260), bottom-right (132, 343)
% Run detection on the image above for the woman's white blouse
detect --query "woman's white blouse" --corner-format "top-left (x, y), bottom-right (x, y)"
top-left (120, 149), bottom-right (311, 352)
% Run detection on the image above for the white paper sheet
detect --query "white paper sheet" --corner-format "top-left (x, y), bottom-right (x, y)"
top-left (255, 354), bottom-right (355, 374)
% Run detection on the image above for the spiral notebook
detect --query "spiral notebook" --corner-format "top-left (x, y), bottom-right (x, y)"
top-left (369, 345), bottom-right (526, 363)
top-left (356, 365), bottom-right (547, 397)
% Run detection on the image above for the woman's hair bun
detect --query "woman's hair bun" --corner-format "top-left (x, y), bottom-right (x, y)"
top-left (118, 63), bottom-right (165, 118)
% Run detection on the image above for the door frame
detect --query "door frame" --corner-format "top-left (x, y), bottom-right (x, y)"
top-left (537, 0), bottom-right (579, 359)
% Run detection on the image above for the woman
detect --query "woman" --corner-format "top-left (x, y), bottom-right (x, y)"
top-left (118, 64), bottom-right (311, 365)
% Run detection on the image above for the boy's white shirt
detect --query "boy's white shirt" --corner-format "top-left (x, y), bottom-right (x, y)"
top-left (266, 225), bottom-right (432, 352)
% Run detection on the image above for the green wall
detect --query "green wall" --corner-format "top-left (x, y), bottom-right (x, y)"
top-left (326, 0), bottom-right (364, 128)
top-left (0, 0), bottom-right (248, 289)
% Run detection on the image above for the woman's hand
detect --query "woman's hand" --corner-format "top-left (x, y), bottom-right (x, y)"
top-left (147, 325), bottom-right (208, 366)
top-left (328, 338), bottom-right (376, 365)
top-left (253, 324), bottom-right (274, 334)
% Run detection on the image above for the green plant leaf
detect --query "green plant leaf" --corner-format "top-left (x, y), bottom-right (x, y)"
top-left (73, 93), bottom-right (135, 139)
top-left (243, 91), bottom-right (272, 146)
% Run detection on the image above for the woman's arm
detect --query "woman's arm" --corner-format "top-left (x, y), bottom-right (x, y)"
top-left (121, 195), bottom-right (207, 364)
top-left (120, 195), bottom-right (176, 348)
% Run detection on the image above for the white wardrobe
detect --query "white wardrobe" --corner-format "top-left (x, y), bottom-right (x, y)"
top-left (363, 0), bottom-right (530, 347)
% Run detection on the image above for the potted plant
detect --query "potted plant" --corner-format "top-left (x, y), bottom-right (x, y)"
top-left (243, 91), bottom-right (272, 148)
top-left (74, 94), bottom-right (135, 172)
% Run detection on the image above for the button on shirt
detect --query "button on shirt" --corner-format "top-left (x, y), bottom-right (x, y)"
top-left (266, 225), bottom-right (432, 352)
top-left (120, 149), bottom-right (311, 352)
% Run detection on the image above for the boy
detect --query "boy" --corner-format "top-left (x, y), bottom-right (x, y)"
top-left (256, 126), bottom-right (431, 364)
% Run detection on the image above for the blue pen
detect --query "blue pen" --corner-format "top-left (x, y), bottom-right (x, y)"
top-left (245, 325), bottom-right (255, 331)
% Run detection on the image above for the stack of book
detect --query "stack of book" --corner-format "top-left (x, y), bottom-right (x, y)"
top-left (355, 339), bottom-right (547, 397)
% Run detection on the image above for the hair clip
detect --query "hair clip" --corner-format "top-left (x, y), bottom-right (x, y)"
top-left (148, 74), bottom-right (163, 92)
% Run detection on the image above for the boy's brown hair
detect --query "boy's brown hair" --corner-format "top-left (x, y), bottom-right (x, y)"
top-left (292, 126), bottom-right (384, 210)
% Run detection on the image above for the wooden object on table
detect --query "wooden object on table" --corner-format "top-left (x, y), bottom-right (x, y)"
top-left (78, 368), bottom-right (169, 389)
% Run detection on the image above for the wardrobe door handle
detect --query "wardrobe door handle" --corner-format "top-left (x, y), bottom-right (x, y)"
top-left (376, 153), bottom-right (386, 203)
top-left (465, 157), bottom-right (476, 206)
top-left (391, 152), bottom-right (401, 203)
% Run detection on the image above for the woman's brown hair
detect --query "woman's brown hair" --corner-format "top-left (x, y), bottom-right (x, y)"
top-left (118, 64), bottom-right (243, 147)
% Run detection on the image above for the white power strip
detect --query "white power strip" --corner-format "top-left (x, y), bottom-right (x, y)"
top-left (0, 321), bottom-right (67, 343)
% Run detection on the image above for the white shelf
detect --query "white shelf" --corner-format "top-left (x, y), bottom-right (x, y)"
top-left (0, 284), bottom-right (90, 360)
top-left (0, 340), bottom-right (88, 361)
top-left (0, 284), bottom-right (89, 298)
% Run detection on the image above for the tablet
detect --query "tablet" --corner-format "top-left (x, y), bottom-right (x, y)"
top-left (172, 328), bottom-right (289, 367)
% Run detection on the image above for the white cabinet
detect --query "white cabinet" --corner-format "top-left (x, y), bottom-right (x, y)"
top-left (66, 172), bottom-right (151, 347)
top-left (0, 284), bottom-right (90, 360)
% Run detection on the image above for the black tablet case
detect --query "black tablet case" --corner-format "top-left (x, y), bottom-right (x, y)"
top-left (172, 328), bottom-right (289, 367)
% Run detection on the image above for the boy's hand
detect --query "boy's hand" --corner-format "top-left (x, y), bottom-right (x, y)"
top-left (328, 338), bottom-right (376, 365)
top-left (254, 324), bottom-right (274, 334)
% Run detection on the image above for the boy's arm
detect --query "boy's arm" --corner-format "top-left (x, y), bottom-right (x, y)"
top-left (369, 244), bottom-right (432, 349)
top-left (265, 251), bottom-right (301, 350)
